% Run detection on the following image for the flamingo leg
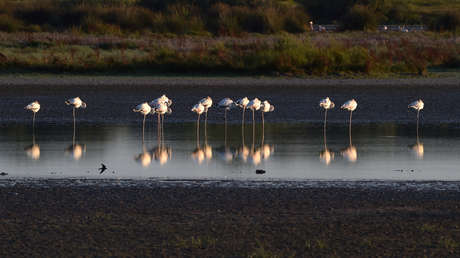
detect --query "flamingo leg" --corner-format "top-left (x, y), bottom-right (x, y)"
top-left (323, 109), bottom-right (328, 149)
top-left (197, 114), bottom-right (201, 148)
top-left (262, 112), bottom-right (264, 146)
top-left (252, 109), bottom-right (255, 150)
top-left (224, 109), bottom-right (227, 147)
top-left (142, 114), bottom-right (146, 144)
top-left (161, 114), bottom-right (164, 144)
top-left (349, 111), bottom-right (353, 146)
top-left (157, 113), bottom-right (161, 144)
top-left (32, 112), bottom-right (36, 145)
top-left (416, 110), bottom-right (420, 142)
top-left (72, 107), bottom-right (76, 146)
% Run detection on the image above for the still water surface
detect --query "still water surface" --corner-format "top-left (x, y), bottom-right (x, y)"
top-left (1, 122), bottom-right (460, 181)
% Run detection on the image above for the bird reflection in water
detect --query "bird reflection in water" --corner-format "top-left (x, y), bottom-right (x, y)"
top-left (410, 141), bottom-right (424, 159)
top-left (135, 145), bottom-right (152, 167)
top-left (25, 144), bottom-right (40, 160)
top-left (341, 145), bottom-right (357, 163)
top-left (66, 143), bottom-right (86, 160)
top-left (65, 116), bottom-right (86, 160)
top-left (151, 145), bottom-right (172, 165)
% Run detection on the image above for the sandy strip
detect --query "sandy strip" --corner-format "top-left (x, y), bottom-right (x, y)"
top-left (0, 75), bottom-right (459, 87)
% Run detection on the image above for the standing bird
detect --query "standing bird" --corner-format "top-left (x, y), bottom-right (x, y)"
top-left (341, 99), bottom-right (358, 145)
top-left (408, 99), bottom-right (424, 140)
top-left (199, 96), bottom-right (213, 125)
top-left (319, 97), bottom-right (334, 150)
top-left (218, 98), bottom-right (235, 145)
top-left (260, 100), bottom-right (274, 145)
top-left (25, 100), bottom-right (40, 143)
top-left (191, 103), bottom-right (205, 147)
top-left (236, 97), bottom-right (250, 125)
top-left (65, 97), bottom-right (87, 146)
top-left (151, 102), bottom-right (172, 143)
top-left (133, 102), bottom-right (152, 142)
top-left (319, 97), bottom-right (334, 131)
top-left (199, 96), bottom-right (213, 140)
top-left (248, 98), bottom-right (261, 148)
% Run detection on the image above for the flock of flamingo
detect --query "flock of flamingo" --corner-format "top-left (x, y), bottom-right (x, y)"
top-left (22, 95), bottom-right (425, 166)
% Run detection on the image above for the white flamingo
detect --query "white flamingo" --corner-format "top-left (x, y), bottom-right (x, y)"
top-left (319, 97), bottom-right (334, 132)
top-left (199, 96), bottom-right (213, 124)
top-left (25, 100), bottom-right (40, 128)
top-left (218, 98), bottom-right (235, 145)
top-left (236, 97), bottom-right (250, 125)
top-left (341, 99), bottom-right (358, 145)
top-left (151, 102), bottom-right (172, 143)
top-left (408, 99), bottom-right (424, 140)
top-left (260, 100), bottom-right (274, 144)
top-left (247, 98), bottom-right (261, 149)
top-left (65, 97), bottom-right (87, 145)
top-left (150, 94), bottom-right (173, 107)
top-left (191, 103), bottom-right (205, 146)
top-left (25, 100), bottom-right (40, 143)
top-left (133, 102), bottom-right (152, 142)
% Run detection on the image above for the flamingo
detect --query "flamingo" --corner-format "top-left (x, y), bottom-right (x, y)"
top-left (409, 99), bottom-right (424, 140)
top-left (319, 97), bottom-right (334, 136)
top-left (248, 98), bottom-right (261, 148)
top-left (236, 97), bottom-right (249, 125)
top-left (65, 97), bottom-right (87, 145)
top-left (151, 102), bottom-right (172, 143)
top-left (199, 96), bottom-right (213, 124)
top-left (341, 99), bottom-right (358, 145)
top-left (133, 102), bottom-right (152, 142)
top-left (192, 103), bottom-right (205, 147)
top-left (25, 100), bottom-right (40, 130)
top-left (260, 100), bottom-right (274, 144)
top-left (218, 98), bottom-right (235, 145)
top-left (150, 94), bottom-right (173, 107)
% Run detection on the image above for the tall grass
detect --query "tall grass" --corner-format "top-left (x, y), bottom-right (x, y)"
top-left (0, 32), bottom-right (457, 75)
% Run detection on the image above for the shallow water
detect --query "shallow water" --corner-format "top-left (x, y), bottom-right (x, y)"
top-left (1, 122), bottom-right (460, 181)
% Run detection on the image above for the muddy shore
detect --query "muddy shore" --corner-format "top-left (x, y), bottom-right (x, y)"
top-left (0, 75), bottom-right (459, 126)
top-left (2, 181), bottom-right (460, 256)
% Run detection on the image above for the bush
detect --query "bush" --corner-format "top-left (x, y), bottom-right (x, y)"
top-left (0, 14), bottom-right (23, 32)
top-left (341, 4), bottom-right (378, 31)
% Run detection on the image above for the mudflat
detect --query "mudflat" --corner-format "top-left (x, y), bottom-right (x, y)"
top-left (1, 182), bottom-right (460, 256)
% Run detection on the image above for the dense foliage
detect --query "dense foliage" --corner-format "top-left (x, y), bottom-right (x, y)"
top-left (0, 0), bottom-right (458, 35)
top-left (0, 32), bottom-right (458, 75)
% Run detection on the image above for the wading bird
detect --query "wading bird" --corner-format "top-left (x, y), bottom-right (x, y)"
top-left (341, 99), bottom-right (358, 145)
top-left (25, 100), bottom-right (40, 130)
top-left (133, 102), bottom-right (152, 142)
top-left (65, 97), bottom-right (87, 145)
top-left (319, 97), bottom-right (335, 133)
top-left (248, 98), bottom-right (261, 146)
top-left (408, 99), bottom-right (424, 140)
top-left (191, 103), bottom-right (205, 146)
top-left (218, 98), bottom-right (235, 144)
top-left (236, 97), bottom-right (250, 125)
top-left (151, 102), bottom-right (172, 142)
top-left (260, 100), bottom-right (274, 145)
top-left (199, 96), bottom-right (213, 124)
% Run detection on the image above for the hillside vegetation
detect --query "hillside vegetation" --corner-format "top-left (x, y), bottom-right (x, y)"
top-left (0, 0), bottom-right (458, 35)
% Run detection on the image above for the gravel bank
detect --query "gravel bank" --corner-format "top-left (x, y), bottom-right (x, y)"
top-left (2, 181), bottom-right (460, 256)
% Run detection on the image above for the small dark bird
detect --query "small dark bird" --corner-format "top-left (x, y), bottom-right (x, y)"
top-left (255, 169), bottom-right (266, 175)
top-left (98, 163), bottom-right (107, 174)
top-left (0, 172), bottom-right (8, 176)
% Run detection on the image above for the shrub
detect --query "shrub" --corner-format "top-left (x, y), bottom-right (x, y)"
top-left (342, 4), bottom-right (378, 31)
